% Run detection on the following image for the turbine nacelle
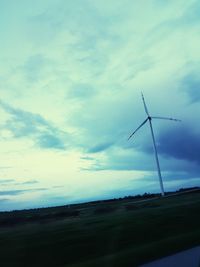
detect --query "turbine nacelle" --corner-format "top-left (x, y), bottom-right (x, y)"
top-left (128, 94), bottom-right (181, 141)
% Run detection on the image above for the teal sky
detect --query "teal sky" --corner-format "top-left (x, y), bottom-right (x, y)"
top-left (0, 0), bottom-right (200, 210)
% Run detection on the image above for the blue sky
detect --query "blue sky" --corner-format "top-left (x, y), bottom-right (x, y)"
top-left (0, 0), bottom-right (200, 211)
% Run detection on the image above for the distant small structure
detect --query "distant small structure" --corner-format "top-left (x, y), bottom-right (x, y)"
top-left (128, 93), bottom-right (181, 196)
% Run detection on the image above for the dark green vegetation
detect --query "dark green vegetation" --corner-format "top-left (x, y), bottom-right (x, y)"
top-left (0, 189), bottom-right (200, 267)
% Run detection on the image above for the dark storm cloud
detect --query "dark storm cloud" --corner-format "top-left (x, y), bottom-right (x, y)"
top-left (82, 123), bottom-right (200, 181)
top-left (82, 148), bottom-right (155, 171)
top-left (164, 171), bottom-right (200, 181)
top-left (157, 126), bottom-right (200, 164)
top-left (131, 124), bottom-right (200, 179)
top-left (0, 101), bottom-right (68, 150)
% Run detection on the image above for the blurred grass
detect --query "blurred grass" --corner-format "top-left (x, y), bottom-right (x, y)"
top-left (0, 190), bottom-right (199, 267)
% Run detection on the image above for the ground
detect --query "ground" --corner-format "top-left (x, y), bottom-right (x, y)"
top-left (0, 190), bottom-right (199, 267)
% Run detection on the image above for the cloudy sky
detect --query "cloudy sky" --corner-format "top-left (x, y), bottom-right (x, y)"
top-left (0, 0), bottom-right (200, 211)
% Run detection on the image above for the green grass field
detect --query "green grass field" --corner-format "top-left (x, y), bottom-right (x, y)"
top-left (0, 190), bottom-right (199, 267)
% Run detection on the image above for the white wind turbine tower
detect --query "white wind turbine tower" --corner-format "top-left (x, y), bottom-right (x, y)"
top-left (128, 93), bottom-right (181, 196)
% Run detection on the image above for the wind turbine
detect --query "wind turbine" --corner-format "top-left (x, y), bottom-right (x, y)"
top-left (128, 93), bottom-right (181, 196)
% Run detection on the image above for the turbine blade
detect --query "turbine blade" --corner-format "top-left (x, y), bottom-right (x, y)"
top-left (152, 116), bottom-right (181, 122)
top-left (141, 92), bottom-right (150, 116)
top-left (128, 118), bottom-right (148, 140)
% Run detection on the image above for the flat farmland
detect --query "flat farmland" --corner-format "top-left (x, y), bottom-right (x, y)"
top-left (0, 190), bottom-right (199, 267)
